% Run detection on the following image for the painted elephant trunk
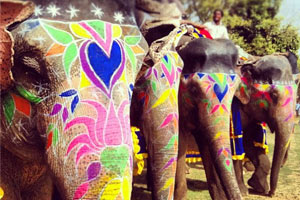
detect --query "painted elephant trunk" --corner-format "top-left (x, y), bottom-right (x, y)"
top-left (190, 73), bottom-right (243, 200)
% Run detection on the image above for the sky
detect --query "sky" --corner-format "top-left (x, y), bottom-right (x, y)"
top-left (277, 0), bottom-right (300, 54)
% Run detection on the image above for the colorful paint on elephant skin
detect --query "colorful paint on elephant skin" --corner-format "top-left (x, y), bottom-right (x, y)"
top-left (28, 16), bottom-right (146, 199)
top-left (2, 92), bottom-right (32, 125)
top-left (30, 17), bottom-right (143, 91)
top-left (63, 99), bottom-right (132, 199)
top-left (184, 72), bottom-right (238, 116)
top-left (2, 85), bottom-right (43, 126)
top-left (251, 83), bottom-right (297, 122)
top-left (141, 50), bottom-right (183, 199)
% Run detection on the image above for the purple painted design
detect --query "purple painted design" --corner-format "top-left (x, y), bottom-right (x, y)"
top-left (87, 162), bottom-right (101, 181)
top-left (208, 75), bottom-right (215, 82)
top-left (161, 157), bottom-right (177, 171)
top-left (62, 107), bottom-right (68, 123)
top-left (50, 103), bottom-right (62, 116)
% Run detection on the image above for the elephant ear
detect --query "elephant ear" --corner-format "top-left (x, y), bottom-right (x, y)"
top-left (0, 0), bottom-right (34, 92)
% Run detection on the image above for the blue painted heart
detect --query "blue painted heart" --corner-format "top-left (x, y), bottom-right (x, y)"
top-left (214, 83), bottom-right (229, 103)
top-left (80, 40), bottom-right (125, 97)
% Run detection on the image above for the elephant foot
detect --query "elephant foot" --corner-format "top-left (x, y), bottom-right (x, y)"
top-left (238, 182), bottom-right (249, 196)
top-left (244, 161), bottom-right (255, 172)
top-left (268, 190), bottom-right (275, 197)
top-left (248, 173), bottom-right (269, 194)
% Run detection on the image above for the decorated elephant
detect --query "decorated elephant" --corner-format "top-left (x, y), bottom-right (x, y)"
top-left (233, 52), bottom-right (299, 196)
top-left (172, 36), bottom-right (253, 200)
top-left (1, 0), bottom-right (150, 199)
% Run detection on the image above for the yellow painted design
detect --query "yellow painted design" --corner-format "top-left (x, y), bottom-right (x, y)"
top-left (70, 23), bottom-right (91, 39)
top-left (219, 105), bottom-right (224, 115)
top-left (214, 132), bottom-right (222, 140)
top-left (122, 177), bottom-right (131, 200)
top-left (159, 177), bottom-right (174, 191)
top-left (101, 179), bottom-right (121, 200)
top-left (285, 138), bottom-right (291, 149)
top-left (171, 52), bottom-right (179, 63)
top-left (131, 45), bottom-right (145, 55)
top-left (0, 187), bottom-right (4, 199)
top-left (119, 71), bottom-right (127, 84)
top-left (169, 88), bottom-right (177, 108)
top-left (216, 73), bottom-right (225, 84)
top-left (284, 88), bottom-right (290, 96)
top-left (113, 25), bottom-right (122, 38)
top-left (79, 71), bottom-right (92, 88)
top-left (152, 89), bottom-right (172, 109)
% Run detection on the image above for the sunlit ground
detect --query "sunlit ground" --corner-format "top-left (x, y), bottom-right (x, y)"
top-left (132, 120), bottom-right (300, 200)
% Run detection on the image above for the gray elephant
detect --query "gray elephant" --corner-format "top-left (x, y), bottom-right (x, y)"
top-left (233, 52), bottom-right (299, 197)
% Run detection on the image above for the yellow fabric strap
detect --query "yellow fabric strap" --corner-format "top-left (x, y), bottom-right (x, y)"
top-left (131, 127), bottom-right (146, 176)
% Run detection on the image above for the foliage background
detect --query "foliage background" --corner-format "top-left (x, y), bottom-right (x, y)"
top-left (181, 0), bottom-right (300, 67)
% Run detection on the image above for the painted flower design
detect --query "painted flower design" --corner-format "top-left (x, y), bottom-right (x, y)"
top-left (64, 100), bottom-right (131, 164)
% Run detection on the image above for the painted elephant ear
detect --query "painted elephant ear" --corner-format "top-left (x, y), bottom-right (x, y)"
top-left (0, 0), bottom-right (34, 91)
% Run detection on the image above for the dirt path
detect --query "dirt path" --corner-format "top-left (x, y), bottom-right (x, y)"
top-left (132, 125), bottom-right (300, 199)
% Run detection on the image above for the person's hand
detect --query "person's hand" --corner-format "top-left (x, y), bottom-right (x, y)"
top-left (180, 20), bottom-right (206, 29)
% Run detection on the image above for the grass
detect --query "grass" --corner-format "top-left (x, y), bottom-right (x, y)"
top-left (132, 123), bottom-right (300, 199)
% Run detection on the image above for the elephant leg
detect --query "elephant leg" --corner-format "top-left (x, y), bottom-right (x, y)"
top-left (233, 160), bottom-right (248, 196)
top-left (21, 173), bottom-right (53, 200)
top-left (197, 140), bottom-right (227, 200)
top-left (147, 156), bottom-right (153, 191)
top-left (174, 130), bottom-right (188, 200)
top-left (243, 127), bottom-right (270, 194)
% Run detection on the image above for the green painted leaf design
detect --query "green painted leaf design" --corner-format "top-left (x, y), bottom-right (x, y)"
top-left (100, 146), bottom-right (129, 175)
top-left (163, 134), bottom-right (178, 150)
top-left (87, 21), bottom-right (105, 38)
top-left (46, 124), bottom-right (54, 133)
top-left (16, 85), bottom-right (42, 104)
top-left (53, 128), bottom-right (59, 146)
top-left (151, 81), bottom-right (157, 93)
top-left (3, 93), bottom-right (15, 125)
top-left (43, 24), bottom-right (73, 44)
top-left (125, 44), bottom-right (136, 72)
top-left (64, 43), bottom-right (78, 77)
top-left (124, 36), bottom-right (140, 45)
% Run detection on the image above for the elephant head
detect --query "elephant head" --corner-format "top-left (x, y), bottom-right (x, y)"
top-left (239, 53), bottom-right (299, 196)
top-left (1, 0), bottom-right (148, 199)
top-left (176, 38), bottom-right (249, 199)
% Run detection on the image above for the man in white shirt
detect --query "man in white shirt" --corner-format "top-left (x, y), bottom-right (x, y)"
top-left (204, 9), bottom-right (229, 39)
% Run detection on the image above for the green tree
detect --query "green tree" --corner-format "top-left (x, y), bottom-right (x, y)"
top-left (182, 0), bottom-right (300, 60)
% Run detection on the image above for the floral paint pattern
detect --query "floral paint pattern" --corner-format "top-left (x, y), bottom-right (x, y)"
top-left (181, 72), bottom-right (240, 172)
top-left (25, 16), bottom-right (147, 199)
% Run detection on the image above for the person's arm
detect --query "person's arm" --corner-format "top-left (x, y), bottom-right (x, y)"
top-left (180, 20), bottom-right (207, 29)
top-left (223, 27), bottom-right (230, 39)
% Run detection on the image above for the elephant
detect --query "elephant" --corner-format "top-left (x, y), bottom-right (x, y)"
top-left (233, 52), bottom-right (299, 197)
top-left (0, 0), bottom-right (151, 199)
top-left (172, 37), bottom-right (253, 200)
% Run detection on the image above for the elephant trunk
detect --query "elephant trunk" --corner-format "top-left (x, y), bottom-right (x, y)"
top-left (269, 122), bottom-right (292, 196)
top-left (207, 130), bottom-right (242, 200)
